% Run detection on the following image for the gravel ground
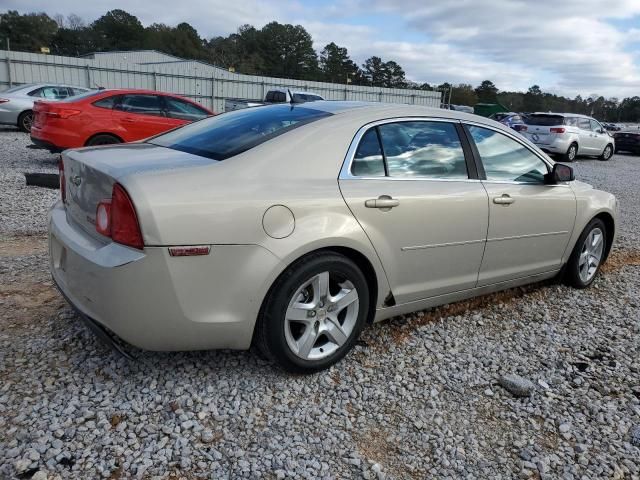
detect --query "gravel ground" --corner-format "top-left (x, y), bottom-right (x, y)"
top-left (0, 128), bottom-right (639, 479)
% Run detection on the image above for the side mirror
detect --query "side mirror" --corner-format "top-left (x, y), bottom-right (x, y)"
top-left (545, 163), bottom-right (574, 184)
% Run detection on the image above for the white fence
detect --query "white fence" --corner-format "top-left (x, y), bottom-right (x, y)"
top-left (0, 50), bottom-right (442, 113)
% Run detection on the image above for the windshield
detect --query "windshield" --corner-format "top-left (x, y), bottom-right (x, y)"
top-left (526, 114), bottom-right (565, 126)
top-left (149, 104), bottom-right (332, 160)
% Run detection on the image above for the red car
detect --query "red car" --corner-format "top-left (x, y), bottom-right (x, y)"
top-left (30, 89), bottom-right (214, 151)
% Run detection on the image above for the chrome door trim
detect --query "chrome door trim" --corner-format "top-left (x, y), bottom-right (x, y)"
top-left (401, 238), bottom-right (485, 251)
top-left (486, 230), bottom-right (569, 243)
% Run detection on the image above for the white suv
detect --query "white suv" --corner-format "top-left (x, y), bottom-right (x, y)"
top-left (522, 113), bottom-right (614, 162)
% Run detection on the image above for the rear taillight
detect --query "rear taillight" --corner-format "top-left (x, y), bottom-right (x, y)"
top-left (47, 108), bottom-right (81, 119)
top-left (550, 127), bottom-right (566, 133)
top-left (95, 184), bottom-right (144, 250)
top-left (58, 157), bottom-right (66, 203)
top-left (0, 98), bottom-right (9, 104)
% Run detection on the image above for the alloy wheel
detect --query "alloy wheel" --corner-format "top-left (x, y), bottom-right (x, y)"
top-left (22, 113), bottom-right (33, 132)
top-left (578, 227), bottom-right (604, 283)
top-left (603, 145), bottom-right (612, 160)
top-left (568, 145), bottom-right (577, 161)
top-left (284, 271), bottom-right (359, 361)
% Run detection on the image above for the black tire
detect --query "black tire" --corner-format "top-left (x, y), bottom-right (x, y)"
top-left (85, 134), bottom-right (122, 147)
top-left (599, 144), bottom-right (613, 161)
top-left (254, 252), bottom-right (370, 373)
top-left (562, 143), bottom-right (578, 162)
top-left (564, 218), bottom-right (607, 289)
top-left (17, 110), bottom-right (33, 133)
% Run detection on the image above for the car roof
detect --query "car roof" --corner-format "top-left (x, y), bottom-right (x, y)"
top-left (2, 83), bottom-right (88, 92)
top-left (531, 112), bottom-right (593, 119)
top-left (269, 88), bottom-right (322, 96)
top-left (288, 100), bottom-right (514, 128)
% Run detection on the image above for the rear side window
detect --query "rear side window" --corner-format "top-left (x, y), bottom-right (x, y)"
top-left (379, 121), bottom-right (468, 179)
top-left (468, 126), bottom-right (548, 183)
top-left (149, 104), bottom-right (332, 160)
top-left (351, 129), bottom-right (385, 177)
top-left (92, 95), bottom-right (118, 109)
top-left (526, 115), bottom-right (565, 126)
top-left (115, 94), bottom-right (164, 116)
top-left (28, 86), bottom-right (70, 99)
top-left (164, 97), bottom-right (210, 121)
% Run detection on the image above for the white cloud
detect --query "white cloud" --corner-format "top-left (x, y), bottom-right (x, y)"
top-left (4, 0), bottom-right (640, 97)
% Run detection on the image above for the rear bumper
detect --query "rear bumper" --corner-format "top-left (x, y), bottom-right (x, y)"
top-left (30, 135), bottom-right (64, 153)
top-left (31, 124), bottom-right (83, 151)
top-left (48, 201), bottom-right (281, 351)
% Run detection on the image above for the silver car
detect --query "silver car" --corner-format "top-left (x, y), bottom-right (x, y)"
top-left (49, 102), bottom-right (617, 372)
top-left (521, 112), bottom-right (615, 162)
top-left (0, 83), bottom-right (89, 132)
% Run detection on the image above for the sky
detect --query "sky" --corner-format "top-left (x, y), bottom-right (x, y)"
top-left (4, 0), bottom-right (640, 98)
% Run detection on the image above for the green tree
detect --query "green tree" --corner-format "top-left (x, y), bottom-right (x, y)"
top-left (522, 84), bottom-right (544, 112)
top-left (474, 80), bottom-right (498, 103)
top-left (450, 83), bottom-right (477, 106)
top-left (257, 22), bottom-right (318, 79)
top-left (91, 9), bottom-right (144, 51)
top-left (0, 10), bottom-right (58, 52)
top-left (362, 56), bottom-right (406, 88)
top-left (319, 42), bottom-right (361, 84)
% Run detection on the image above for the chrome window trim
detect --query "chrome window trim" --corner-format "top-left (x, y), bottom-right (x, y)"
top-left (339, 116), bottom-right (473, 182)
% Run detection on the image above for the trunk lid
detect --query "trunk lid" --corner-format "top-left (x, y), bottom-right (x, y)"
top-left (523, 114), bottom-right (567, 145)
top-left (62, 143), bottom-right (215, 241)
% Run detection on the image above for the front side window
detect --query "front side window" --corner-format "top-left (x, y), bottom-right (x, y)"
top-left (378, 121), bottom-right (468, 179)
top-left (115, 94), bottom-right (164, 116)
top-left (578, 118), bottom-right (591, 130)
top-left (149, 104), bottom-right (332, 160)
top-left (590, 119), bottom-right (602, 132)
top-left (468, 125), bottom-right (548, 183)
top-left (351, 129), bottom-right (385, 177)
top-left (164, 97), bottom-right (210, 121)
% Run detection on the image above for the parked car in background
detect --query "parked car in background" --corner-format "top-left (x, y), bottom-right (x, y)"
top-left (489, 112), bottom-right (528, 132)
top-left (449, 104), bottom-right (474, 114)
top-left (603, 123), bottom-right (621, 132)
top-left (521, 113), bottom-right (614, 162)
top-left (613, 130), bottom-right (640, 155)
top-left (225, 88), bottom-right (324, 112)
top-left (0, 83), bottom-right (89, 132)
top-left (30, 89), bottom-right (214, 152)
top-left (49, 102), bottom-right (617, 372)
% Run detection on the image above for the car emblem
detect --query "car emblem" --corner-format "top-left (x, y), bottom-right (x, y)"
top-left (71, 175), bottom-right (82, 186)
top-left (532, 134), bottom-right (539, 142)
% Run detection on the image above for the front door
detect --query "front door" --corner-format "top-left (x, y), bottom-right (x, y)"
top-left (589, 119), bottom-right (609, 154)
top-left (339, 120), bottom-right (489, 304)
top-left (465, 124), bottom-right (577, 285)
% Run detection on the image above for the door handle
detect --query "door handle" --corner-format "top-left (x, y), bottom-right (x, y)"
top-left (365, 195), bottom-right (400, 210)
top-left (122, 117), bottom-right (136, 123)
top-left (493, 194), bottom-right (515, 205)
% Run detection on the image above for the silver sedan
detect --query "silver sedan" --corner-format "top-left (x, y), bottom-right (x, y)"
top-left (0, 83), bottom-right (89, 132)
top-left (49, 102), bottom-right (617, 372)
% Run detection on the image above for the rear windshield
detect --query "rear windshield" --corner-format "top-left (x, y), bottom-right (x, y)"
top-left (526, 114), bottom-right (565, 126)
top-left (149, 104), bottom-right (332, 160)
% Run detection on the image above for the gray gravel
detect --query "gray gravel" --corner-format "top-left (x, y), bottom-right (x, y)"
top-left (1, 129), bottom-right (639, 479)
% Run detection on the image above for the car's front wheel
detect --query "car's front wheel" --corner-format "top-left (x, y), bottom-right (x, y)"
top-left (564, 218), bottom-right (607, 288)
top-left (255, 252), bottom-right (370, 373)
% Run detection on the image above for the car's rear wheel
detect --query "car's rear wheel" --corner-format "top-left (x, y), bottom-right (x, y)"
top-left (599, 144), bottom-right (613, 161)
top-left (255, 252), bottom-right (369, 373)
top-left (17, 110), bottom-right (33, 133)
top-left (86, 134), bottom-right (122, 147)
top-left (564, 218), bottom-right (607, 288)
top-left (562, 143), bottom-right (578, 162)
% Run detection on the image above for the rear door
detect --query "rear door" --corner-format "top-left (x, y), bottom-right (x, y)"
top-left (339, 119), bottom-right (489, 304)
top-left (111, 94), bottom-right (175, 141)
top-left (465, 124), bottom-right (576, 285)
